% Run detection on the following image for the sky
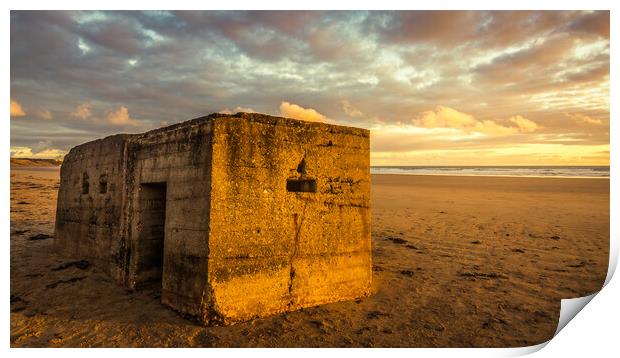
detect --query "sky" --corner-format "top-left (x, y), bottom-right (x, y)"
top-left (10, 10), bottom-right (610, 165)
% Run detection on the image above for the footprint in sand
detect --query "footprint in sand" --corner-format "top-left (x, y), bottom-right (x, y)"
top-left (399, 270), bottom-right (415, 277)
top-left (386, 237), bottom-right (408, 245)
top-left (28, 234), bottom-right (53, 241)
top-left (366, 311), bottom-right (391, 319)
top-left (45, 276), bottom-right (88, 289)
top-left (51, 260), bottom-right (90, 271)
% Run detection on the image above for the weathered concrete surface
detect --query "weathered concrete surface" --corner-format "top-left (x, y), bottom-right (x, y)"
top-left (207, 115), bottom-right (371, 324)
top-left (54, 112), bottom-right (371, 325)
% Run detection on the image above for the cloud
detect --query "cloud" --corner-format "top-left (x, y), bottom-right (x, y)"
top-left (306, 23), bottom-right (367, 62)
top-left (369, 143), bottom-right (610, 166)
top-left (70, 103), bottom-right (141, 127)
top-left (170, 11), bottom-right (301, 61)
top-left (249, 11), bottom-right (323, 36)
top-left (341, 100), bottom-right (363, 117)
top-left (106, 106), bottom-right (140, 126)
top-left (10, 145), bottom-right (67, 159)
top-left (72, 103), bottom-right (92, 119)
top-left (78, 16), bottom-right (149, 55)
top-left (568, 113), bottom-right (603, 126)
top-left (367, 11), bottom-right (604, 49)
top-left (568, 11), bottom-right (610, 38)
top-left (413, 106), bottom-right (477, 128)
top-left (367, 11), bottom-right (484, 46)
top-left (10, 99), bottom-right (26, 117)
top-left (564, 63), bottom-right (609, 83)
top-left (412, 106), bottom-right (538, 135)
top-left (508, 115), bottom-right (539, 133)
top-left (32, 140), bottom-right (53, 153)
top-left (9, 11), bottom-right (609, 166)
top-left (474, 35), bottom-right (577, 84)
top-left (279, 101), bottom-right (329, 123)
top-left (35, 110), bottom-right (53, 120)
top-left (219, 106), bottom-right (256, 114)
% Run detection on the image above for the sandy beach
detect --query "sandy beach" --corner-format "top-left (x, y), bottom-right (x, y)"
top-left (10, 169), bottom-right (609, 347)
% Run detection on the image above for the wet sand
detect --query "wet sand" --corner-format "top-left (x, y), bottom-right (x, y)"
top-left (10, 169), bottom-right (609, 347)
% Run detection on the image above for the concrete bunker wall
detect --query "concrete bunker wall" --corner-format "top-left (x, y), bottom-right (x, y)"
top-left (55, 121), bottom-right (215, 317)
top-left (123, 121), bottom-right (214, 316)
top-left (206, 115), bottom-right (372, 324)
top-left (54, 135), bottom-right (128, 278)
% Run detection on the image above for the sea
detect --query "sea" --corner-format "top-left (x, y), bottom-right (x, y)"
top-left (370, 166), bottom-right (610, 179)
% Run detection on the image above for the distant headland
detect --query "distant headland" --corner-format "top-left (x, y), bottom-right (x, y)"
top-left (10, 158), bottom-right (62, 167)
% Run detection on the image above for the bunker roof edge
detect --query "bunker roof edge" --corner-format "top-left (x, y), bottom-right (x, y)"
top-left (65, 112), bottom-right (370, 157)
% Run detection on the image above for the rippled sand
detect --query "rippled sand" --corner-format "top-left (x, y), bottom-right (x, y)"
top-left (10, 169), bottom-right (609, 347)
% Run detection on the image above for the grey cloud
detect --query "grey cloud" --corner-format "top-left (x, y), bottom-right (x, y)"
top-left (568, 11), bottom-right (609, 38)
top-left (366, 11), bottom-right (603, 49)
top-left (364, 11), bottom-right (484, 46)
top-left (473, 35), bottom-right (577, 81)
top-left (79, 18), bottom-right (148, 55)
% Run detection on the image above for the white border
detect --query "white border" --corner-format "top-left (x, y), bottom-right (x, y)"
top-left (4, 1), bottom-right (617, 356)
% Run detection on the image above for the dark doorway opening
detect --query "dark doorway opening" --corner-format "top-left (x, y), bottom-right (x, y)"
top-left (136, 182), bottom-right (167, 290)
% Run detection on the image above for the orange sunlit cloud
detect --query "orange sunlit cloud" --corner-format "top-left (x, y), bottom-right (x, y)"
top-left (106, 106), bottom-right (141, 127)
top-left (411, 106), bottom-right (539, 136)
top-left (279, 102), bottom-right (330, 123)
top-left (10, 99), bottom-right (26, 117)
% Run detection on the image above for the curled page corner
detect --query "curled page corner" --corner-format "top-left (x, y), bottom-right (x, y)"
top-left (511, 231), bottom-right (617, 355)
top-left (546, 232), bottom-right (618, 343)
top-left (508, 292), bottom-right (603, 356)
top-left (552, 206), bottom-right (618, 335)
top-left (554, 293), bottom-right (597, 336)
top-left (503, 341), bottom-right (549, 356)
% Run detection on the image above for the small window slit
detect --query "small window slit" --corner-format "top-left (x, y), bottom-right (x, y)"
top-left (286, 179), bottom-right (317, 193)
